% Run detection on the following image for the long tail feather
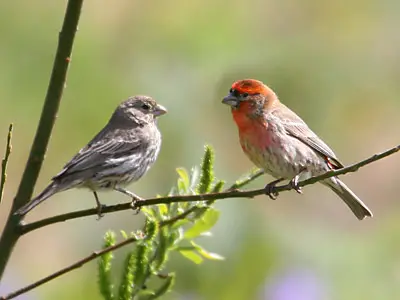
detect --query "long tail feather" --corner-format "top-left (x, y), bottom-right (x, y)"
top-left (14, 183), bottom-right (59, 216)
top-left (324, 178), bottom-right (373, 220)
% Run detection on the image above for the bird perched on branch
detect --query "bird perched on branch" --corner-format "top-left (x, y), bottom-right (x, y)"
top-left (222, 79), bottom-right (372, 220)
top-left (15, 95), bottom-right (167, 217)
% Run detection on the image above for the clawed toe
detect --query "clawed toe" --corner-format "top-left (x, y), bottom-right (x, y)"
top-left (96, 204), bottom-right (106, 220)
top-left (265, 178), bottom-right (284, 200)
top-left (290, 176), bottom-right (302, 194)
top-left (131, 197), bottom-right (143, 214)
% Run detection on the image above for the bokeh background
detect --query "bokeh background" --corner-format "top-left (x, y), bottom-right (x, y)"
top-left (1, 0), bottom-right (400, 299)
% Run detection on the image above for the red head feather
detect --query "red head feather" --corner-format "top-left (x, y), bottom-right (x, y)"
top-left (231, 79), bottom-right (271, 96)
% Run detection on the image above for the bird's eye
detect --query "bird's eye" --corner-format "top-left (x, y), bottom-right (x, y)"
top-left (242, 93), bottom-right (249, 98)
top-left (229, 88), bottom-right (233, 93)
top-left (141, 103), bottom-right (151, 110)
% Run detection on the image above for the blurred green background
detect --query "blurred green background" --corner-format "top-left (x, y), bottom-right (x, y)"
top-left (1, 0), bottom-right (400, 299)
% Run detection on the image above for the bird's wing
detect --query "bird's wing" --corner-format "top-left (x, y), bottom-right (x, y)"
top-left (271, 105), bottom-right (344, 169)
top-left (53, 130), bottom-right (142, 179)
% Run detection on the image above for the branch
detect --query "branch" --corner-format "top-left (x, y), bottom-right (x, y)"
top-left (0, 0), bottom-right (84, 280)
top-left (2, 202), bottom-right (209, 300)
top-left (4, 144), bottom-right (399, 300)
top-left (0, 237), bottom-right (138, 300)
top-left (0, 124), bottom-right (13, 204)
top-left (19, 169), bottom-right (264, 235)
top-left (20, 144), bottom-right (399, 235)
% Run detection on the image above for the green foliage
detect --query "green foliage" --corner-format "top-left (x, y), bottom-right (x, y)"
top-left (118, 251), bottom-right (135, 300)
top-left (95, 146), bottom-right (266, 299)
top-left (196, 145), bottom-right (215, 194)
top-left (184, 208), bottom-right (220, 239)
top-left (230, 168), bottom-right (263, 190)
top-left (97, 145), bottom-right (229, 299)
top-left (98, 231), bottom-right (116, 300)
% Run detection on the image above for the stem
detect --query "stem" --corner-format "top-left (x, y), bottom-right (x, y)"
top-left (0, 124), bottom-right (13, 204)
top-left (0, 0), bottom-right (84, 280)
top-left (19, 143), bottom-right (399, 235)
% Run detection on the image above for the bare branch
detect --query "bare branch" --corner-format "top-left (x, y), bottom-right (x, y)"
top-left (0, 124), bottom-right (13, 204)
top-left (0, 237), bottom-right (137, 300)
top-left (20, 144), bottom-right (399, 235)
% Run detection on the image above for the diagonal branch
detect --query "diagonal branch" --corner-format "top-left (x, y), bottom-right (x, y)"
top-left (20, 144), bottom-right (399, 236)
top-left (0, 124), bottom-right (13, 204)
top-left (0, 236), bottom-right (138, 300)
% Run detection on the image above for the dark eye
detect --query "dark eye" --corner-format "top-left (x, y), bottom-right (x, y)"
top-left (141, 103), bottom-right (151, 110)
top-left (242, 93), bottom-right (249, 98)
top-left (229, 88), bottom-right (233, 93)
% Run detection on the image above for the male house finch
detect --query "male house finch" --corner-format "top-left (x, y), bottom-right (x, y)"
top-left (15, 95), bottom-right (167, 217)
top-left (222, 79), bottom-right (372, 220)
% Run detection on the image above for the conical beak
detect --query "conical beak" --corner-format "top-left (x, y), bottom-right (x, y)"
top-left (222, 94), bottom-right (240, 108)
top-left (153, 104), bottom-right (168, 116)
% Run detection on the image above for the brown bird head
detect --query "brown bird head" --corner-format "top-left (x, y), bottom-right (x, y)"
top-left (113, 95), bottom-right (167, 125)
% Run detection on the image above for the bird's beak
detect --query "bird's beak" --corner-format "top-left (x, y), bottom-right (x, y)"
top-left (153, 104), bottom-right (168, 117)
top-left (222, 94), bottom-right (240, 108)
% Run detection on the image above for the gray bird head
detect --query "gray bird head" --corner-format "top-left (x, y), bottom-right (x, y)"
top-left (111, 95), bottom-right (167, 125)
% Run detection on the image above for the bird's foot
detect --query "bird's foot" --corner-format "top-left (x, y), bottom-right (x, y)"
top-left (130, 196), bottom-right (144, 214)
top-left (289, 175), bottom-right (302, 194)
top-left (265, 178), bottom-right (284, 200)
top-left (96, 204), bottom-right (106, 220)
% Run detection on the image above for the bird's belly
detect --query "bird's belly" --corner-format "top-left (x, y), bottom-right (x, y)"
top-left (85, 143), bottom-right (161, 190)
top-left (240, 134), bottom-right (326, 180)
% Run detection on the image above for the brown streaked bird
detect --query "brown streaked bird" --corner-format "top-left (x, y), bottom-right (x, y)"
top-left (222, 79), bottom-right (372, 220)
top-left (15, 95), bottom-right (167, 217)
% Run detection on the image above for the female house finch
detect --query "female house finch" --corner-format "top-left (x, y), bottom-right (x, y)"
top-left (222, 79), bottom-right (372, 220)
top-left (15, 96), bottom-right (167, 217)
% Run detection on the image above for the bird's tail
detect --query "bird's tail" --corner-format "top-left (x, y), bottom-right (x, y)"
top-left (324, 177), bottom-right (373, 220)
top-left (14, 183), bottom-right (59, 216)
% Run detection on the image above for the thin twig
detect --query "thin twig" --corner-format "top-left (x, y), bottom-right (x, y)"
top-left (0, 237), bottom-right (137, 300)
top-left (20, 144), bottom-right (399, 235)
top-left (19, 168), bottom-right (265, 235)
top-left (3, 144), bottom-right (399, 300)
top-left (0, 124), bottom-right (13, 204)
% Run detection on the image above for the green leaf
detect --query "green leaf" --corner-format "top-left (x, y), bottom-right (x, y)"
top-left (158, 204), bottom-right (168, 217)
top-left (211, 180), bottom-right (225, 193)
top-left (191, 241), bottom-right (225, 261)
top-left (184, 208), bottom-right (220, 239)
top-left (167, 228), bottom-right (183, 247)
top-left (176, 167), bottom-right (189, 193)
top-left (189, 166), bottom-right (200, 190)
top-left (120, 230), bottom-right (128, 240)
top-left (134, 242), bottom-right (151, 288)
top-left (152, 228), bottom-right (169, 271)
top-left (145, 218), bottom-right (158, 242)
top-left (98, 231), bottom-right (116, 300)
top-left (141, 207), bottom-right (157, 219)
top-left (118, 251), bottom-right (135, 300)
top-left (178, 249), bottom-right (203, 264)
top-left (170, 219), bottom-right (190, 230)
top-left (231, 168), bottom-right (264, 190)
top-left (149, 273), bottom-right (175, 299)
top-left (196, 145), bottom-right (215, 194)
top-left (176, 168), bottom-right (189, 187)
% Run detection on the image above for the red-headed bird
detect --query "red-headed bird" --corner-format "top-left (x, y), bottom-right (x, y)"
top-left (222, 79), bottom-right (372, 220)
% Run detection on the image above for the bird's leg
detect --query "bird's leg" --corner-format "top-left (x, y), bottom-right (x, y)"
top-left (93, 191), bottom-right (105, 220)
top-left (265, 178), bottom-right (284, 200)
top-left (113, 186), bottom-right (143, 214)
top-left (290, 169), bottom-right (307, 194)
